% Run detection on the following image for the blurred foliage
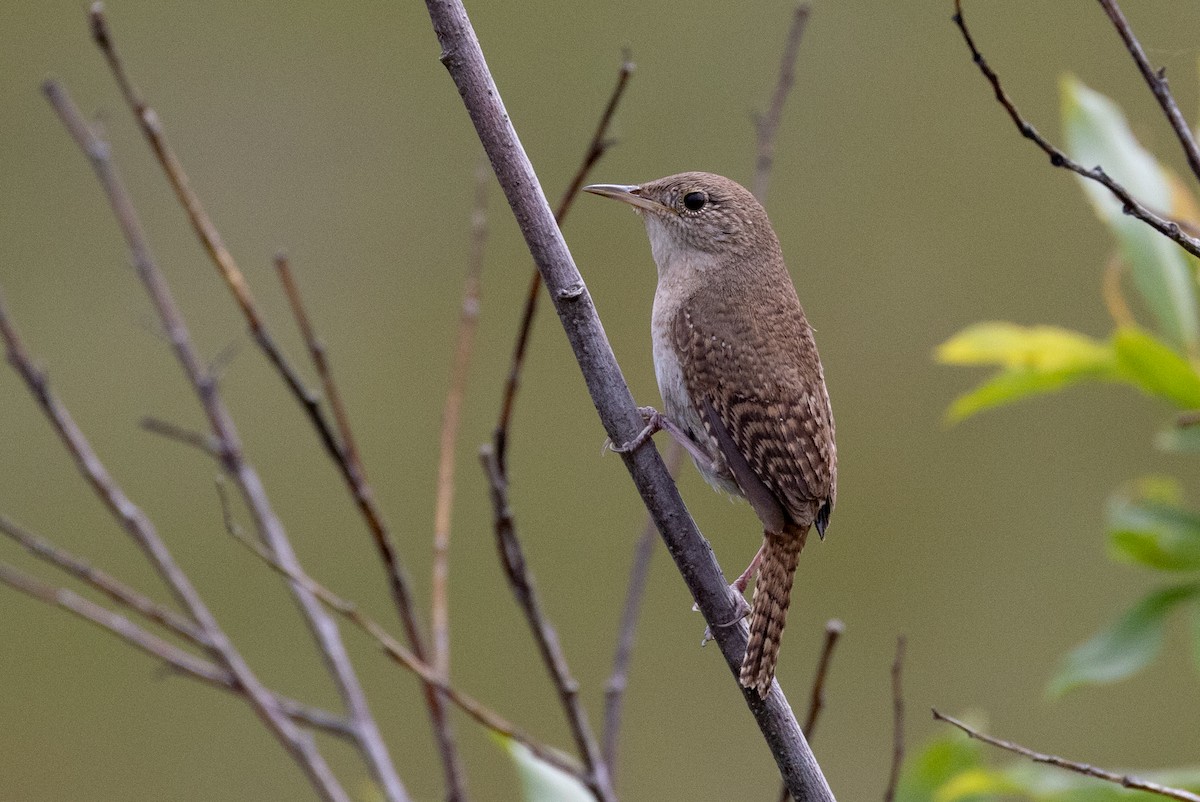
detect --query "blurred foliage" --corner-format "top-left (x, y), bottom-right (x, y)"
top-left (933, 77), bottom-right (1200, 800)
top-left (895, 726), bottom-right (1200, 802)
top-left (940, 76), bottom-right (1200, 691)
top-left (494, 734), bottom-right (592, 802)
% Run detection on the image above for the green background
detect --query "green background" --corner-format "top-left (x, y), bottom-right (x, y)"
top-left (2, 1), bottom-right (1199, 800)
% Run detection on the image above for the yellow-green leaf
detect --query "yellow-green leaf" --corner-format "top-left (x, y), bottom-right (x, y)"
top-left (1113, 327), bottom-right (1200, 409)
top-left (1062, 76), bottom-right (1200, 353)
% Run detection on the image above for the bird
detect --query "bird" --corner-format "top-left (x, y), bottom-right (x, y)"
top-left (584, 172), bottom-right (836, 697)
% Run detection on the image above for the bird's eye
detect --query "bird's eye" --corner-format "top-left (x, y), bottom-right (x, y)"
top-left (682, 191), bottom-right (707, 212)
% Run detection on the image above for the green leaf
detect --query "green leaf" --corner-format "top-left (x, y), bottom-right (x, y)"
top-left (1112, 327), bottom-right (1200, 409)
top-left (1049, 582), bottom-right (1200, 696)
top-left (494, 734), bottom-right (592, 802)
top-left (935, 768), bottom-right (1022, 802)
top-left (1155, 421), bottom-right (1200, 452)
top-left (1000, 760), bottom-right (1200, 801)
top-left (1108, 479), bottom-right (1200, 572)
top-left (1192, 603), bottom-right (1200, 676)
top-left (937, 323), bottom-right (1117, 421)
top-left (1062, 76), bottom-right (1200, 354)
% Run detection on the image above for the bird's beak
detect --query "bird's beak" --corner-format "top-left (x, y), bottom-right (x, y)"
top-left (583, 183), bottom-right (672, 215)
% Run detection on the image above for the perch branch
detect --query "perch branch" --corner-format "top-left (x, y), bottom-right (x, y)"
top-left (753, 3), bottom-right (811, 204)
top-left (933, 710), bottom-right (1200, 802)
top-left (419, 2), bottom-right (834, 797)
top-left (43, 80), bottom-right (402, 802)
top-left (492, 53), bottom-right (634, 471)
top-left (952, 0), bottom-right (1200, 259)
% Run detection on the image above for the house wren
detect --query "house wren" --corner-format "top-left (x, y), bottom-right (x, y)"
top-left (585, 172), bottom-right (836, 697)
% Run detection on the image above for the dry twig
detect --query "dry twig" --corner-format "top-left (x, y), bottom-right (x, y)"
top-left (481, 446), bottom-right (616, 802)
top-left (753, 3), bottom-right (811, 204)
top-left (952, 0), bottom-right (1200, 259)
top-left (88, 7), bottom-right (465, 794)
top-left (42, 79), bottom-right (402, 802)
top-left (933, 710), bottom-right (1200, 802)
top-left (883, 637), bottom-right (906, 802)
top-left (492, 53), bottom-right (634, 472)
top-left (431, 159), bottom-right (489, 677)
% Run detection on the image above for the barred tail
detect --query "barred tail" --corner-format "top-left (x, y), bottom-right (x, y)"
top-left (739, 524), bottom-right (808, 698)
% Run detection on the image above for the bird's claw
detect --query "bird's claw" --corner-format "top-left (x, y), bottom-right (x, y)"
top-left (602, 406), bottom-right (664, 455)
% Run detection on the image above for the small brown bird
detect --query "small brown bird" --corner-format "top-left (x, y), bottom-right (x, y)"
top-left (585, 172), bottom-right (836, 697)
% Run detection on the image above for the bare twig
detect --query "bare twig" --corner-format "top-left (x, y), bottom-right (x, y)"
top-left (223, 513), bottom-right (588, 784)
top-left (0, 562), bottom-right (353, 738)
top-left (753, 3), bottom-right (811, 204)
top-left (89, 8), bottom-right (464, 792)
top-left (273, 257), bottom-right (466, 797)
top-left (43, 80), bottom-right (402, 802)
top-left (492, 53), bottom-right (634, 472)
top-left (933, 710), bottom-right (1200, 802)
top-left (0, 515), bottom-right (206, 645)
top-left (480, 446), bottom-right (616, 802)
top-left (430, 160), bottom-right (489, 678)
top-left (952, 0), bottom-right (1200, 259)
top-left (603, 439), bottom-right (683, 780)
top-left (0, 288), bottom-right (350, 802)
top-left (803, 619), bottom-right (845, 738)
top-left (1096, 0), bottom-right (1200, 184)
top-left (883, 637), bottom-right (906, 802)
top-left (421, 2), bottom-right (833, 798)
top-left (140, 416), bottom-right (220, 456)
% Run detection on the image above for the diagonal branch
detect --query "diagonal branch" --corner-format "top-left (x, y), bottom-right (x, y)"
top-left (87, 9), bottom-right (463, 792)
top-left (492, 53), bottom-right (634, 472)
top-left (42, 80), bottom-right (403, 802)
top-left (481, 447), bottom-right (615, 802)
top-left (420, 2), bottom-right (834, 798)
top-left (0, 286), bottom-right (351, 802)
top-left (1096, 0), bottom-right (1200, 185)
top-left (933, 710), bottom-right (1200, 802)
top-left (753, 3), bottom-right (811, 204)
top-left (0, 562), bottom-right (353, 738)
top-left (952, 0), bottom-right (1200, 260)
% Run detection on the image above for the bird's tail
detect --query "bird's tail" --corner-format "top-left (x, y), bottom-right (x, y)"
top-left (739, 523), bottom-right (808, 698)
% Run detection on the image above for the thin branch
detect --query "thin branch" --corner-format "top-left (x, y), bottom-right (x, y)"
top-left (1, 284), bottom-right (350, 801)
top-left (141, 416), bottom-right (220, 457)
top-left (0, 515), bottom-right (207, 646)
top-left (492, 53), bottom-right (635, 472)
top-left (480, 446), bottom-right (616, 802)
top-left (89, 8), bottom-right (463, 792)
top-left (753, 3), bottom-right (811, 204)
top-left (0, 562), bottom-right (353, 738)
top-left (1096, 0), bottom-right (1200, 184)
top-left (803, 619), bottom-right (844, 739)
top-left (431, 159), bottom-right (489, 678)
top-left (272, 260), bottom-right (465, 796)
top-left (952, 0), bottom-right (1200, 260)
top-left (223, 512), bottom-right (588, 784)
top-left (602, 439), bottom-right (683, 779)
top-left (933, 710), bottom-right (1200, 802)
top-left (43, 80), bottom-right (395, 802)
top-left (421, 2), bottom-right (833, 798)
top-left (883, 637), bottom-right (906, 802)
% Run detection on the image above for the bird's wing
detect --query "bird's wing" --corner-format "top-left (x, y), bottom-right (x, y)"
top-left (671, 295), bottom-right (835, 533)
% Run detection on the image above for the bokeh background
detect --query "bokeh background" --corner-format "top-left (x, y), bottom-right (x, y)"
top-left (3, 1), bottom-right (1200, 800)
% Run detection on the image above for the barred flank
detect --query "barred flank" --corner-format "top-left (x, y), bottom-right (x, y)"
top-left (739, 524), bottom-right (808, 698)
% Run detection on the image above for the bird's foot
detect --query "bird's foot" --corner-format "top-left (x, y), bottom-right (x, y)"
top-left (602, 406), bottom-right (665, 455)
top-left (695, 585), bottom-right (753, 646)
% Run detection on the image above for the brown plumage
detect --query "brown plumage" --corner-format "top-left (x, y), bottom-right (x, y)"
top-left (585, 172), bottom-right (836, 697)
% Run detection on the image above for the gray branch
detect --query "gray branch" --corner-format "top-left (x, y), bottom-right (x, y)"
top-left (419, 2), bottom-right (835, 798)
